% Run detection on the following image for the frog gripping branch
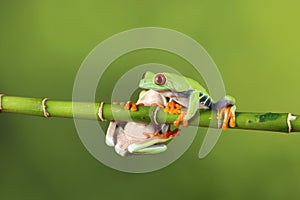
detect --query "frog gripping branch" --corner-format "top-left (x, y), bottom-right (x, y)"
top-left (104, 71), bottom-right (238, 156)
top-left (139, 71), bottom-right (237, 130)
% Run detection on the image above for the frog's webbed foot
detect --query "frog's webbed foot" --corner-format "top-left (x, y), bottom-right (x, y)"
top-left (173, 111), bottom-right (188, 127)
top-left (213, 95), bottom-right (236, 130)
top-left (125, 101), bottom-right (138, 111)
top-left (163, 102), bottom-right (187, 127)
top-left (217, 105), bottom-right (236, 130)
top-left (164, 102), bottom-right (182, 114)
top-left (145, 127), bottom-right (180, 139)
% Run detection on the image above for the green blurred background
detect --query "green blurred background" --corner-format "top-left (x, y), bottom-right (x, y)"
top-left (1, 0), bottom-right (300, 199)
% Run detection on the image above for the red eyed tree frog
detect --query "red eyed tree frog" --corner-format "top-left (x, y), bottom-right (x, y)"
top-left (106, 89), bottom-right (179, 156)
top-left (139, 71), bottom-right (236, 129)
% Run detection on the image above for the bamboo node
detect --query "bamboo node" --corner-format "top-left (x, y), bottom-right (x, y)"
top-left (42, 98), bottom-right (50, 118)
top-left (98, 101), bottom-right (106, 121)
top-left (153, 106), bottom-right (161, 125)
top-left (0, 94), bottom-right (4, 112)
top-left (287, 113), bottom-right (297, 133)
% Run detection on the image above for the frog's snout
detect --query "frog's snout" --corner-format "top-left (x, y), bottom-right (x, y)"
top-left (138, 79), bottom-right (145, 88)
top-left (139, 78), bottom-right (153, 89)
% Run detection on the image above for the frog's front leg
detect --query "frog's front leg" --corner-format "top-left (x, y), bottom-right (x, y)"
top-left (173, 91), bottom-right (200, 127)
top-left (213, 95), bottom-right (236, 130)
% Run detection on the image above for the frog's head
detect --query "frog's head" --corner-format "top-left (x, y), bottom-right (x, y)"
top-left (139, 71), bottom-right (191, 92)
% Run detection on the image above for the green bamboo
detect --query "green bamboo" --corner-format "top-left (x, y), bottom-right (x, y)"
top-left (0, 95), bottom-right (299, 133)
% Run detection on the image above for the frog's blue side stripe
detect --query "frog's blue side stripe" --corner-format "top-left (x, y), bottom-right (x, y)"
top-left (200, 95), bottom-right (208, 102)
top-left (199, 93), bottom-right (212, 108)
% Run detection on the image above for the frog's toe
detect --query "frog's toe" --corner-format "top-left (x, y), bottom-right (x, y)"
top-left (125, 101), bottom-right (138, 111)
top-left (228, 105), bottom-right (236, 128)
top-left (217, 105), bottom-right (236, 130)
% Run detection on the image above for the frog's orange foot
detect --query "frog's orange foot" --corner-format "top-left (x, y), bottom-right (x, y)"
top-left (125, 101), bottom-right (138, 111)
top-left (164, 102), bottom-right (181, 115)
top-left (173, 111), bottom-right (188, 127)
top-left (152, 128), bottom-right (180, 139)
top-left (217, 106), bottom-right (236, 130)
top-left (143, 128), bottom-right (180, 140)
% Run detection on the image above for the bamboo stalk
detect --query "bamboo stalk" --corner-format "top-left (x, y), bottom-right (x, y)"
top-left (0, 95), bottom-right (299, 133)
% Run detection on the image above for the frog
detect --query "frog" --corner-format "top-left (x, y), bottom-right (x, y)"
top-left (106, 89), bottom-right (179, 156)
top-left (139, 71), bottom-right (236, 129)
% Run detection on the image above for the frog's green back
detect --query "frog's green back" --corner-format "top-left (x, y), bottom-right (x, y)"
top-left (184, 76), bottom-right (208, 94)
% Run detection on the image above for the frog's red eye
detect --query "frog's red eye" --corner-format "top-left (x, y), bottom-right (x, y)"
top-left (142, 72), bottom-right (146, 79)
top-left (154, 74), bottom-right (166, 85)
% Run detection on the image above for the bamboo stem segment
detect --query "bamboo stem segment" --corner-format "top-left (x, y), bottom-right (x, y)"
top-left (0, 95), bottom-right (299, 133)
